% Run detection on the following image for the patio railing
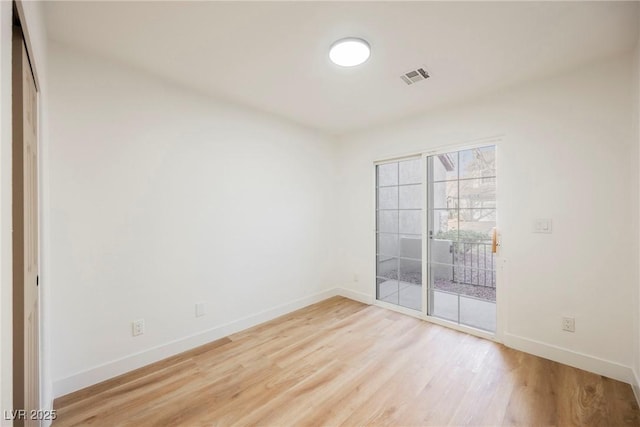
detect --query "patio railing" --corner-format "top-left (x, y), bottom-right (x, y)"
top-left (452, 241), bottom-right (496, 288)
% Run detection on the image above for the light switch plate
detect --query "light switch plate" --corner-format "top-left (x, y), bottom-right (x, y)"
top-left (533, 218), bottom-right (552, 233)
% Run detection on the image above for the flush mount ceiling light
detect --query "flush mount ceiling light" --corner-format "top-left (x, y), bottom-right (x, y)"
top-left (329, 38), bottom-right (370, 67)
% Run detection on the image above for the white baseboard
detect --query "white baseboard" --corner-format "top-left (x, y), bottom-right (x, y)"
top-left (503, 332), bottom-right (633, 384)
top-left (41, 392), bottom-right (54, 427)
top-left (53, 289), bottom-right (634, 403)
top-left (53, 288), bottom-right (339, 398)
top-left (335, 287), bottom-right (373, 305)
top-left (632, 369), bottom-right (640, 407)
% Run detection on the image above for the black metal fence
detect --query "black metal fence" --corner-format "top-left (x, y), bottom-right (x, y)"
top-left (452, 241), bottom-right (496, 288)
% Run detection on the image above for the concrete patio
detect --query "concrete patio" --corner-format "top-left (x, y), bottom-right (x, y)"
top-left (378, 280), bottom-right (496, 332)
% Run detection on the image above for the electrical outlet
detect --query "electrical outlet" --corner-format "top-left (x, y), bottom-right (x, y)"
top-left (195, 302), bottom-right (206, 318)
top-left (132, 319), bottom-right (145, 336)
top-left (353, 273), bottom-right (359, 282)
top-left (562, 317), bottom-right (575, 332)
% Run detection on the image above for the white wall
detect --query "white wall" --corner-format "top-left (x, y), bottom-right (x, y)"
top-left (336, 53), bottom-right (637, 382)
top-left (47, 42), bottom-right (338, 396)
top-left (0, 2), bottom-right (50, 424)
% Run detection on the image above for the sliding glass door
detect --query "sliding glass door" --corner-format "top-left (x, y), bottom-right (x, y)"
top-left (375, 158), bottom-right (423, 312)
top-left (427, 146), bottom-right (496, 332)
top-left (375, 145), bottom-right (497, 333)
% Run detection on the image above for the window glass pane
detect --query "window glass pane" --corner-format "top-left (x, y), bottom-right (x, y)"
top-left (458, 209), bottom-right (495, 242)
top-left (377, 256), bottom-right (398, 280)
top-left (399, 159), bottom-right (421, 185)
top-left (429, 238), bottom-right (454, 265)
top-left (453, 242), bottom-right (496, 281)
top-left (399, 210), bottom-right (421, 235)
top-left (376, 159), bottom-right (422, 311)
top-left (429, 262), bottom-right (455, 290)
top-left (460, 295), bottom-right (496, 331)
top-left (453, 264), bottom-right (497, 291)
top-left (399, 258), bottom-right (421, 284)
top-left (377, 210), bottom-right (398, 233)
top-left (378, 186), bottom-right (398, 210)
top-left (399, 184), bottom-right (421, 209)
top-left (377, 163), bottom-right (398, 186)
top-left (399, 235), bottom-right (421, 259)
top-left (430, 262), bottom-right (495, 303)
top-left (378, 278), bottom-right (399, 305)
top-left (430, 290), bottom-right (458, 322)
top-left (427, 145), bottom-right (496, 332)
top-left (459, 178), bottom-right (495, 209)
top-left (377, 233), bottom-right (398, 256)
top-left (431, 209), bottom-right (458, 239)
top-left (460, 208), bottom-right (496, 223)
top-left (400, 285), bottom-right (421, 311)
top-left (432, 152), bottom-right (458, 182)
top-left (432, 181), bottom-right (458, 209)
top-left (459, 146), bottom-right (495, 180)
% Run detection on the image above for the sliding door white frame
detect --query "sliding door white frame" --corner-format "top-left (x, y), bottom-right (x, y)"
top-left (373, 136), bottom-right (504, 343)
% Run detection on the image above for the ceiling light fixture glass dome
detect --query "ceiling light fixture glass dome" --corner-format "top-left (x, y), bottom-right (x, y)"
top-left (329, 38), bottom-right (370, 67)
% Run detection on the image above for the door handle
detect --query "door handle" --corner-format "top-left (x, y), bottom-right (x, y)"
top-left (491, 228), bottom-right (498, 254)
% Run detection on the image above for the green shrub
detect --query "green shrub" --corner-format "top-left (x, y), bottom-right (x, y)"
top-left (434, 229), bottom-right (489, 242)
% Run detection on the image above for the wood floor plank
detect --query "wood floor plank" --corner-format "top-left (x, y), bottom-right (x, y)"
top-left (53, 336), bottom-right (232, 410)
top-left (448, 345), bottom-right (521, 426)
top-left (502, 354), bottom-right (560, 426)
top-left (53, 297), bottom-right (640, 426)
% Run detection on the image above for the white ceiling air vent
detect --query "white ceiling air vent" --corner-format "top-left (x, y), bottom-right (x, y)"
top-left (401, 68), bottom-right (430, 85)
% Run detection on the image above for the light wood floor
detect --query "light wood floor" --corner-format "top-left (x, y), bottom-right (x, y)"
top-left (53, 297), bottom-right (639, 426)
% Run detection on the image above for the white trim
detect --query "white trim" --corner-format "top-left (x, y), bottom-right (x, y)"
top-left (371, 163), bottom-right (378, 308)
top-left (335, 287), bottom-right (373, 305)
top-left (14, 1), bottom-right (41, 91)
top-left (494, 257), bottom-right (508, 343)
top-left (51, 288), bottom-right (637, 401)
top-left (374, 299), bottom-right (424, 320)
top-left (52, 288), bottom-right (338, 397)
top-left (631, 369), bottom-right (640, 407)
top-left (421, 153), bottom-right (428, 317)
top-left (41, 398), bottom-right (53, 427)
top-left (372, 134), bottom-right (504, 165)
top-left (373, 153), bottom-right (422, 166)
top-left (493, 141), bottom-right (506, 343)
top-left (373, 299), bottom-right (496, 342)
top-left (503, 332), bottom-right (634, 384)
top-left (422, 135), bottom-right (503, 157)
top-left (423, 313), bottom-right (496, 341)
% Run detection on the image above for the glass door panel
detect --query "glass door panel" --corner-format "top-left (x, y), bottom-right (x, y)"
top-left (427, 146), bottom-right (496, 332)
top-left (376, 158), bottom-right (423, 312)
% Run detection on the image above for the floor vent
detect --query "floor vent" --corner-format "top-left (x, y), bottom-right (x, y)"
top-left (401, 68), bottom-right (430, 85)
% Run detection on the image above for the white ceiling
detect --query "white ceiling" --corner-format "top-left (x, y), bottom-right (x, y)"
top-left (45, 1), bottom-right (639, 135)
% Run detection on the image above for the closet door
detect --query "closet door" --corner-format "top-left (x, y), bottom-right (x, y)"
top-left (13, 26), bottom-right (40, 426)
